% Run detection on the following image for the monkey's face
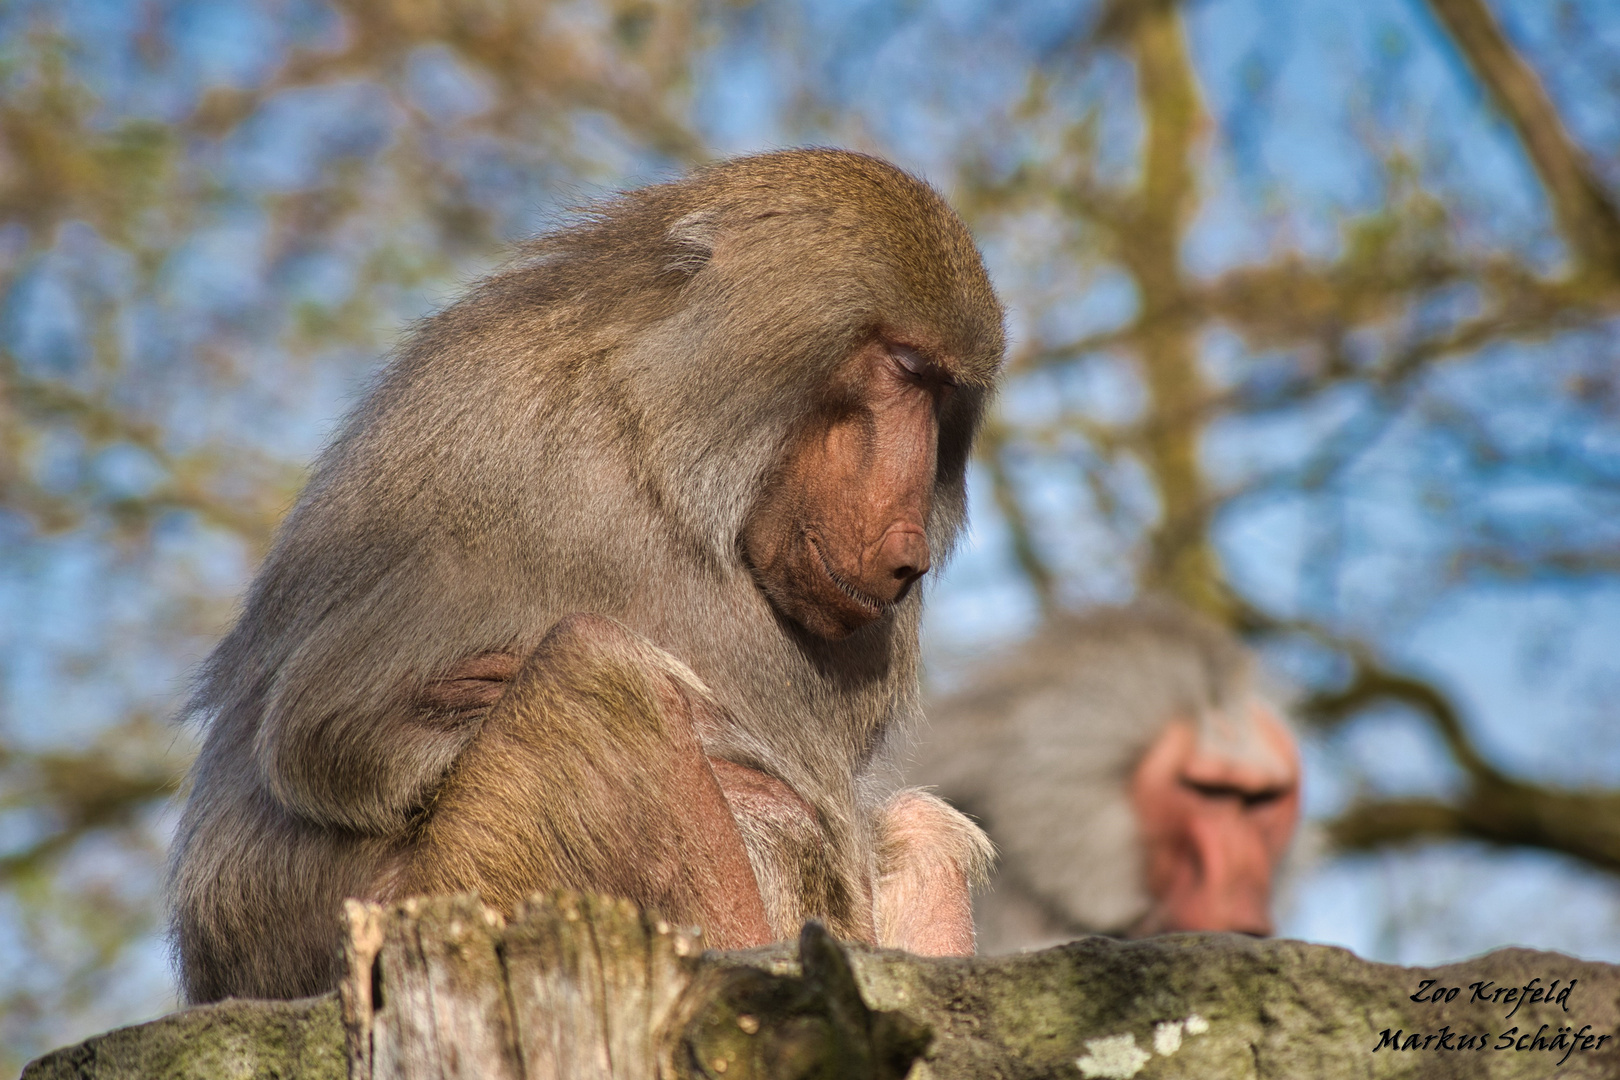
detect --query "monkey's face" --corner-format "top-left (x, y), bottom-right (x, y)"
top-left (740, 336), bottom-right (956, 640)
top-left (1127, 705), bottom-right (1301, 937)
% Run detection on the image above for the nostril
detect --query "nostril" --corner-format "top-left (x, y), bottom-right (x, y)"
top-left (872, 529), bottom-right (930, 593)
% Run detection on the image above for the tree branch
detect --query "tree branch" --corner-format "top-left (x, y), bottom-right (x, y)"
top-left (1331, 785), bottom-right (1620, 875)
top-left (1112, 2), bottom-right (1232, 621)
top-left (977, 422), bottom-right (1058, 616)
top-left (0, 749), bottom-right (178, 882)
top-left (1425, 0), bottom-right (1620, 280)
top-left (1234, 602), bottom-right (1505, 784)
top-left (1237, 604), bottom-right (1620, 876)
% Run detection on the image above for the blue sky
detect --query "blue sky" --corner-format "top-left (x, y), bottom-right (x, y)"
top-left (2, 0), bottom-right (1619, 1058)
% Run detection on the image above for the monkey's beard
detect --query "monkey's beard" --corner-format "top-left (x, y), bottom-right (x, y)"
top-left (916, 679), bottom-right (1160, 953)
top-left (974, 748), bottom-right (1152, 949)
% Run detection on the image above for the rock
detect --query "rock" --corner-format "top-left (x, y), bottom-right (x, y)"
top-left (22, 893), bottom-right (1620, 1079)
top-left (21, 993), bottom-right (343, 1080)
top-left (841, 934), bottom-right (1619, 1078)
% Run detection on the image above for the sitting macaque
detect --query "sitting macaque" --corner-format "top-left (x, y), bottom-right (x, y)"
top-left (911, 603), bottom-right (1301, 952)
top-left (168, 149), bottom-right (1003, 1002)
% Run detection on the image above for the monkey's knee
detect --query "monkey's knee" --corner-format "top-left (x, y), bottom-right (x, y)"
top-left (533, 614), bottom-right (695, 681)
top-left (537, 611), bottom-right (640, 654)
top-left (532, 611), bottom-right (705, 689)
top-left (518, 612), bottom-right (728, 745)
top-left (874, 789), bottom-right (994, 956)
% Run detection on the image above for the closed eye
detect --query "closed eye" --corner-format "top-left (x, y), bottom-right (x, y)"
top-left (891, 344), bottom-right (957, 390)
top-left (1180, 778), bottom-right (1291, 808)
top-left (893, 344), bottom-right (928, 375)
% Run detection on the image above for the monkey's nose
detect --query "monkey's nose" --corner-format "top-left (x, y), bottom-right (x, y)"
top-left (872, 528), bottom-right (931, 596)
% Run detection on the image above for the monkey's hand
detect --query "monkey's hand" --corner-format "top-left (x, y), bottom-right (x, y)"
top-left (873, 789), bottom-right (994, 956)
top-left (398, 613), bottom-right (773, 949)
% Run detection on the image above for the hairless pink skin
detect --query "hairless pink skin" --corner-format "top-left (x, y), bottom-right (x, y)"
top-left (872, 790), bottom-right (980, 956)
top-left (1128, 707), bottom-right (1301, 936)
top-left (742, 337), bottom-right (954, 640)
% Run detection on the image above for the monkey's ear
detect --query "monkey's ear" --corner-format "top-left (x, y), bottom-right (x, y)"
top-left (666, 210), bottom-right (719, 277)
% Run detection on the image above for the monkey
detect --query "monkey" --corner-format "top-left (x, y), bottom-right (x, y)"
top-left (909, 602), bottom-right (1301, 953)
top-left (167, 149), bottom-right (1005, 1003)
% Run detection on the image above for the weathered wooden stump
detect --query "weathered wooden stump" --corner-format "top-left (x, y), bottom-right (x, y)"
top-left (337, 891), bottom-right (922, 1080)
top-left (22, 890), bottom-right (1620, 1079)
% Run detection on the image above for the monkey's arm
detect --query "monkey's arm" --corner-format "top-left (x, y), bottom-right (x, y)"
top-left (874, 789), bottom-right (995, 956)
top-left (248, 609), bottom-right (522, 836)
top-left (395, 614), bottom-right (774, 950)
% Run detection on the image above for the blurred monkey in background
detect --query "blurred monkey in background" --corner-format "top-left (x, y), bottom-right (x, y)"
top-left (911, 603), bottom-right (1301, 952)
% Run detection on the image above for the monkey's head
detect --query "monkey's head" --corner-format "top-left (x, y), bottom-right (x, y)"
top-left (281, 150), bottom-right (1002, 665)
top-left (921, 604), bottom-right (1303, 948)
top-left (655, 150), bottom-right (1006, 641)
top-left (543, 150), bottom-right (1004, 641)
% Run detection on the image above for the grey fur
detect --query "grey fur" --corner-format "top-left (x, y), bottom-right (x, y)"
top-left (168, 149), bottom-right (1006, 1002)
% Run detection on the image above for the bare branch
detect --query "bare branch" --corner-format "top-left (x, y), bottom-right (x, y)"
top-left (0, 750), bottom-right (178, 882)
top-left (1425, 0), bottom-right (1620, 280)
top-left (1236, 603), bottom-right (1505, 785)
top-left (1, 354), bottom-right (294, 548)
top-left (1455, 547), bottom-right (1620, 580)
top-left (977, 422), bottom-right (1058, 616)
top-left (1331, 785), bottom-right (1620, 875)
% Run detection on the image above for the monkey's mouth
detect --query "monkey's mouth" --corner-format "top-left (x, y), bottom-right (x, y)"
top-left (806, 534), bottom-right (890, 621)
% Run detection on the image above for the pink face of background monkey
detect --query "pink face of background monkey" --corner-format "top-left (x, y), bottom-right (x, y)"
top-left (911, 603), bottom-right (1304, 952)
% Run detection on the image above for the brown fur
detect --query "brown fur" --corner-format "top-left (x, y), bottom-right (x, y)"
top-left (168, 149), bottom-right (1005, 1002)
top-left (396, 615), bottom-right (770, 939)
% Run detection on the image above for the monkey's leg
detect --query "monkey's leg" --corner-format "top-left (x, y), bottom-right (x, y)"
top-left (398, 613), bottom-right (773, 949)
top-left (707, 758), bottom-right (879, 945)
top-left (874, 789), bottom-right (994, 956)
